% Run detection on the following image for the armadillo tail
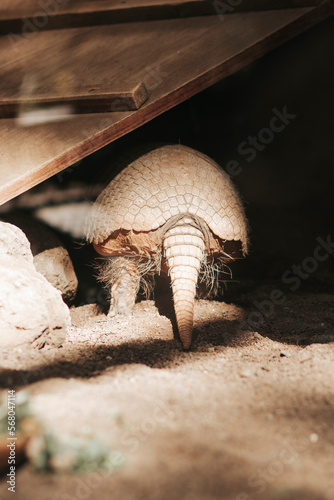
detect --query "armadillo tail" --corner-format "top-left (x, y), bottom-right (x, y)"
top-left (163, 217), bottom-right (205, 350)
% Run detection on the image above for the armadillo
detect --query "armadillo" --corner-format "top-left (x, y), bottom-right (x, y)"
top-left (86, 144), bottom-right (248, 349)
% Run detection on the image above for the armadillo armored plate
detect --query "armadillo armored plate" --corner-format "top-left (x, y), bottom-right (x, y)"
top-left (86, 145), bottom-right (248, 253)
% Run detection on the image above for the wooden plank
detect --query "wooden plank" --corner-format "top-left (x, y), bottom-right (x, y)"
top-left (0, 2), bottom-right (332, 206)
top-left (0, 0), bottom-right (322, 33)
top-left (0, 82), bottom-right (148, 118)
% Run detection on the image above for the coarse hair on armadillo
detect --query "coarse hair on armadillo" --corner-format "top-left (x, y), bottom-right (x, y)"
top-left (199, 256), bottom-right (233, 298)
top-left (94, 254), bottom-right (161, 300)
top-left (96, 254), bottom-right (233, 302)
top-left (94, 214), bottom-right (235, 301)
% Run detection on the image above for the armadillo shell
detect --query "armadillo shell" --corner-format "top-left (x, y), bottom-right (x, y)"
top-left (86, 145), bottom-right (248, 254)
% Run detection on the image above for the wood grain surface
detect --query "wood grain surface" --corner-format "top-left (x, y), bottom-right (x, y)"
top-left (0, 0), bottom-right (322, 32)
top-left (0, 2), bottom-right (332, 205)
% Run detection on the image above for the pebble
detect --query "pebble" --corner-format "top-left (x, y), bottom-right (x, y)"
top-left (310, 433), bottom-right (319, 443)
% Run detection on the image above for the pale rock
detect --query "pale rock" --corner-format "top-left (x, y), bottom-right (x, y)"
top-left (0, 221), bottom-right (33, 265)
top-left (1, 214), bottom-right (78, 304)
top-left (0, 222), bottom-right (70, 349)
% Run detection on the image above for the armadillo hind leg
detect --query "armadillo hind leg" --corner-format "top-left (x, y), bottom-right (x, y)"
top-left (163, 217), bottom-right (205, 350)
top-left (99, 257), bottom-right (140, 317)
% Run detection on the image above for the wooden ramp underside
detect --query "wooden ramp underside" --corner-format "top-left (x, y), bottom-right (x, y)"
top-left (0, 1), bottom-right (332, 205)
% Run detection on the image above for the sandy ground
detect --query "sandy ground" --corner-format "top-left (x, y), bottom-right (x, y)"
top-left (0, 285), bottom-right (333, 500)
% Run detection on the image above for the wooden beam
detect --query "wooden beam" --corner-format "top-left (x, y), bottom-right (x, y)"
top-left (0, 82), bottom-right (148, 118)
top-left (0, 0), bottom-right (322, 33)
top-left (0, 2), bottom-right (332, 205)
